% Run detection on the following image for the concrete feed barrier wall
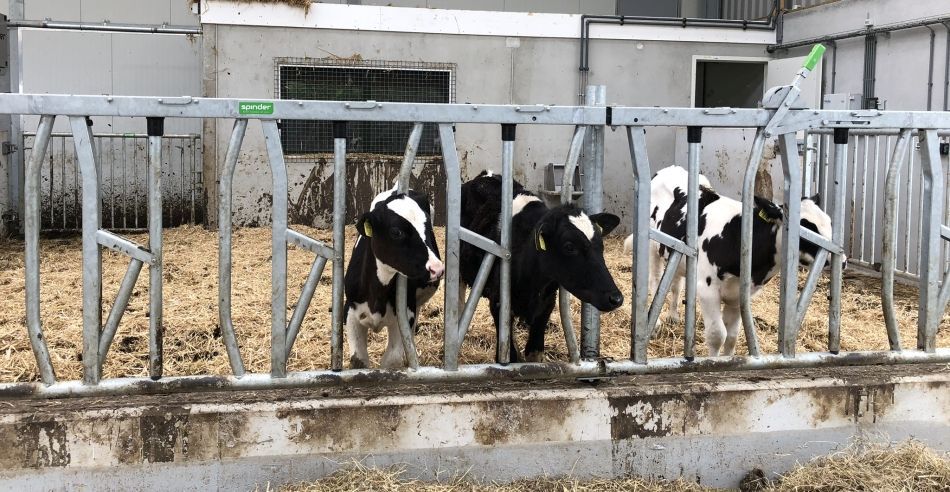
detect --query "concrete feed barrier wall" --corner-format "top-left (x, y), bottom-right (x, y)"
top-left (1, 363), bottom-right (948, 490)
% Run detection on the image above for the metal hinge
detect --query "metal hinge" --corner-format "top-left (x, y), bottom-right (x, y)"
top-left (2, 142), bottom-right (17, 155)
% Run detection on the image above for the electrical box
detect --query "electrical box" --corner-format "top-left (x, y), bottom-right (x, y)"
top-left (823, 93), bottom-right (862, 110)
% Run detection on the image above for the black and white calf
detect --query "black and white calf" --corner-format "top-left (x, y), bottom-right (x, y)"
top-left (658, 185), bottom-right (841, 356)
top-left (623, 165), bottom-right (712, 323)
top-left (460, 171), bottom-right (624, 362)
top-left (344, 187), bottom-right (444, 369)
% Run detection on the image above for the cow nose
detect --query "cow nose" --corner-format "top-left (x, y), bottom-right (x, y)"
top-left (427, 259), bottom-right (445, 281)
top-left (608, 292), bottom-right (624, 308)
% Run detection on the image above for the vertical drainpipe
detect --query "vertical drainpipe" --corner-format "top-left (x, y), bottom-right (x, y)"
top-left (926, 26), bottom-right (936, 111)
top-left (943, 22), bottom-right (950, 112)
top-left (863, 32), bottom-right (877, 109)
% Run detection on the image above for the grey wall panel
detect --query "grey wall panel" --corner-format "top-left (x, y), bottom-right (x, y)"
top-left (429, 0), bottom-right (506, 11)
top-left (207, 23), bottom-right (767, 230)
top-left (23, 0), bottom-right (198, 25)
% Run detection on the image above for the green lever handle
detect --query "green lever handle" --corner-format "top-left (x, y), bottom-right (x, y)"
top-left (803, 43), bottom-right (826, 71)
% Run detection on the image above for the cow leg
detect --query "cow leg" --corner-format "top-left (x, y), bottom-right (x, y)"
top-left (698, 294), bottom-right (726, 357)
top-left (346, 312), bottom-right (370, 369)
top-left (457, 280), bottom-right (467, 321)
top-left (721, 302), bottom-right (741, 356)
top-left (524, 295), bottom-right (555, 363)
top-left (490, 297), bottom-right (522, 363)
top-left (381, 309), bottom-right (414, 369)
top-left (649, 243), bottom-right (663, 297)
top-left (663, 277), bottom-right (683, 326)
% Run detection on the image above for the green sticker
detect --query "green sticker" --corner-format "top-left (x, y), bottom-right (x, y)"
top-left (238, 101), bottom-right (274, 115)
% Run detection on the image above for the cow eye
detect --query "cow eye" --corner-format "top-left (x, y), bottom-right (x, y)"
top-left (390, 227), bottom-right (405, 240)
top-left (562, 242), bottom-right (578, 256)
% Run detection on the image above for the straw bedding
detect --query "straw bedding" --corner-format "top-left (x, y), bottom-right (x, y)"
top-left (267, 440), bottom-right (950, 491)
top-left (0, 226), bottom-right (947, 382)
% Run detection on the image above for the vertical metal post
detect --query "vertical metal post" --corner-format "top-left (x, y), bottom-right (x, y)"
top-left (330, 121), bottom-right (347, 371)
top-left (6, 1), bottom-right (24, 234)
top-left (627, 126), bottom-right (652, 364)
top-left (146, 117), bottom-right (164, 379)
top-left (559, 125), bottom-right (587, 364)
top-left (881, 129), bottom-right (912, 352)
top-left (738, 130), bottom-right (766, 358)
top-left (777, 132), bottom-right (803, 357)
top-left (498, 123), bottom-right (515, 364)
top-left (23, 114), bottom-right (56, 384)
top-left (917, 129), bottom-right (943, 352)
top-left (581, 85), bottom-right (606, 359)
top-left (828, 128), bottom-right (849, 354)
top-left (683, 126), bottom-right (701, 361)
top-left (218, 119), bottom-right (248, 376)
top-left (71, 116), bottom-right (102, 385)
top-left (394, 122), bottom-right (424, 369)
top-left (439, 123), bottom-right (462, 371)
top-left (262, 120), bottom-right (288, 378)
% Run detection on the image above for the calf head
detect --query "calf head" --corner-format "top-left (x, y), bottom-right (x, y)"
top-left (799, 195), bottom-right (846, 269)
top-left (533, 205), bottom-right (624, 311)
top-left (357, 189), bottom-right (444, 283)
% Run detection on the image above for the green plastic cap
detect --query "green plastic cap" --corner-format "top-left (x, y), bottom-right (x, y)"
top-left (803, 44), bottom-right (826, 71)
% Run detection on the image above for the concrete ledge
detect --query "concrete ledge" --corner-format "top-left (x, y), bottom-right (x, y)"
top-left (1, 364), bottom-right (949, 490)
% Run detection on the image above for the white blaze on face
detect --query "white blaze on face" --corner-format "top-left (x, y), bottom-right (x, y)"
top-left (512, 193), bottom-right (541, 217)
top-left (569, 213), bottom-right (595, 241)
top-left (386, 196), bottom-right (444, 277)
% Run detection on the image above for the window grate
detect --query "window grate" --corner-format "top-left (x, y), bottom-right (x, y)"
top-left (275, 58), bottom-right (456, 158)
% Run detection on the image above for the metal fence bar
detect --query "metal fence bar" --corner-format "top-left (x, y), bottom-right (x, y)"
top-left (262, 120), bottom-right (289, 378)
top-left (394, 122), bottom-right (424, 370)
top-left (439, 123), bottom-right (463, 371)
top-left (917, 129), bottom-right (944, 352)
top-left (795, 249), bottom-right (829, 329)
top-left (70, 116), bottom-right (102, 385)
top-left (98, 258), bottom-right (145, 369)
top-left (458, 254), bottom-right (495, 342)
top-left (558, 125), bottom-right (588, 364)
top-left (498, 124), bottom-right (515, 363)
top-left (285, 256), bottom-right (329, 359)
top-left (23, 114), bottom-right (57, 385)
top-left (581, 85), bottom-right (606, 359)
top-left (777, 132), bottom-right (803, 357)
top-left (627, 126), bottom-right (652, 364)
top-left (881, 129), bottom-right (913, 351)
top-left (905, 142), bottom-right (916, 273)
top-left (738, 130), bottom-right (766, 358)
top-left (330, 121), bottom-right (347, 371)
top-left (218, 119), bottom-right (249, 377)
top-left (146, 118), bottom-right (165, 380)
top-left (648, 251), bottom-right (684, 334)
top-left (683, 127), bottom-right (701, 361)
top-left (828, 128), bottom-right (849, 354)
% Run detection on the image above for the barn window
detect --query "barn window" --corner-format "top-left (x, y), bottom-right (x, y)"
top-left (693, 60), bottom-right (767, 108)
top-left (275, 58), bottom-right (456, 157)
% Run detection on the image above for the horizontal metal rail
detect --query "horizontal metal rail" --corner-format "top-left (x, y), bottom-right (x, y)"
top-left (2, 349), bottom-right (949, 401)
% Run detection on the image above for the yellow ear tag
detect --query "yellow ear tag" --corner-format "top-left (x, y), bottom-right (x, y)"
top-left (757, 209), bottom-right (774, 224)
top-left (538, 234), bottom-right (547, 251)
top-left (363, 222), bottom-right (373, 237)
top-left (594, 223), bottom-right (603, 235)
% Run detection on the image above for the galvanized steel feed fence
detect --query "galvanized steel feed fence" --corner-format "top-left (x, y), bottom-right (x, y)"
top-left (2, 86), bottom-right (950, 398)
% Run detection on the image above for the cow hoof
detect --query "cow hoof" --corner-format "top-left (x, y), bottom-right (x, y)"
top-left (661, 315), bottom-right (679, 327)
top-left (523, 351), bottom-right (543, 363)
top-left (349, 355), bottom-right (369, 369)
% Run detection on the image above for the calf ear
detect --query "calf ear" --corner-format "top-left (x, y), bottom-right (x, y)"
top-left (754, 197), bottom-right (784, 222)
top-left (804, 193), bottom-right (821, 204)
top-left (589, 213), bottom-right (621, 236)
top-left (356, 212), bottom-right (375, 237)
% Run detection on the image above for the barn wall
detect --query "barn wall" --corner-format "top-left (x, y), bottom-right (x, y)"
top-left (1, 364), bottom-right (949, 489)
top-left (780, 0), bottom-right (950, 111)
top-left (202, 15), bottom-right (770, 230)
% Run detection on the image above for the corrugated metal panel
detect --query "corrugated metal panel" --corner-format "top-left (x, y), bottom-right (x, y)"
top-left (721, 0), bottom-right (841, 20)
